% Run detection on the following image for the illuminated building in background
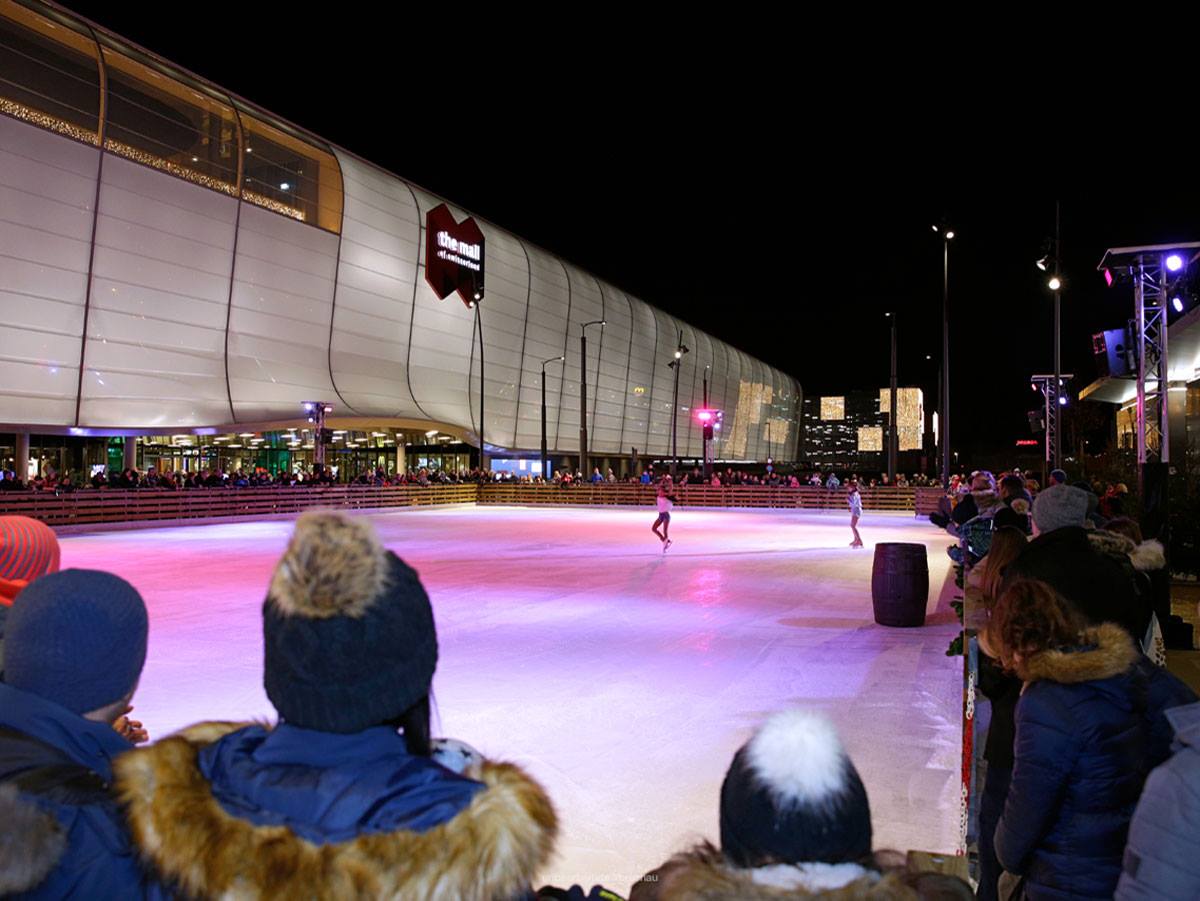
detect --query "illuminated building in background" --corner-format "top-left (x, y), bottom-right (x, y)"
top-left (802, 387), bottom-right (930, 472)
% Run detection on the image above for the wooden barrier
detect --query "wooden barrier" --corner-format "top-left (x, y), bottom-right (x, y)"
top-left (478, 484), bottom-right (920, 511)
top-left (0, 483), bottom-right (936, 530)
top-left (0, 484), bottom-right (477, 529)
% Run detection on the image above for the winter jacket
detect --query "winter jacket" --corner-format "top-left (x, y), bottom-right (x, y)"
top-left (0, 682), bottom-right (163, 898)
top-left (951, 488), bottom-right (1002, 529)
top-left (1116, 701), bottom-right (1200, 900)
top-left (994, 624), bottom-right (1147, 900)
top-left (992, 491), bottom-right (1032, 534)
top-left (1003, 526), bottom-right (1148, 641)
top-left (1089, 530), bottom-right (1171, 639)
top-left (114, 720), bottom-right (558, 899)
top-left (1132, 654), bottom-right (1197, 770)
top-left (628, 843), bottom-right (973, 900)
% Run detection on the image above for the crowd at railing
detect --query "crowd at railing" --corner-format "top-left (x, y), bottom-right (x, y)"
top-left (929, 466), bottom-right (1199, 900)
top-left (1, 511), bottom-right (979, 899)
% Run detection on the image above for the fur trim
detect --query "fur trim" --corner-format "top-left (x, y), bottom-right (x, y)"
top-left (1130, 539), bottom-right (1166, 572)
top-left (1087, 529), bottom-right (1136, 560)
top-left (269, 512), bottom-right (390, 619)
top-left (1018, 623), bottom-right (1139, 684)
top-left (0, 783), bottom-right (68, 894)
top-left (746, 710), bottom-right (848, 805)
top-left (971, 489), bottom-right (1003, 515)
top-left (114, 722), bottom-right (557, 901)
top-left (637, 844), bottom-right (927, 900)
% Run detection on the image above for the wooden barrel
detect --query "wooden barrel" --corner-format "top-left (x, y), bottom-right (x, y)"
top-left (871, 542), bottom-right (929, 627)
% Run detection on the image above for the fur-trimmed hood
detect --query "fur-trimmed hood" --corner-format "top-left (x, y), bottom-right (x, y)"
top-left (0, 783), bottom-right (67, 895)
top-left (1018, 623), bottom-right (1139, 684)
top-left (632, 843), bottom-right (968, 900)
top-left (971, 489), bottom-right (1003, 515)
top-left (114, 722), bottom-right (557, 900)
top-left (1087, 530), bottom-right (1166, 572)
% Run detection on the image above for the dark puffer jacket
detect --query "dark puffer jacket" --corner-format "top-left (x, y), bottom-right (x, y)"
top-left (995, 624), bottom-right (1147, 901)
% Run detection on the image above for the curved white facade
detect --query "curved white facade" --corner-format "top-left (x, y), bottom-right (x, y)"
top-left (0, 1), bottom-right (800, 460)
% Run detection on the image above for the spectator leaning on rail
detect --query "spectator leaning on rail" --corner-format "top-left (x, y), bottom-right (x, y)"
top-left (986, 579), bottom-right (1148, 901)
top-left (629, 708), bottom-right (972, 900)
top-left (0, 570), bottom-right (163, 898)
top-left (114, 511), bottom-right (558, 899)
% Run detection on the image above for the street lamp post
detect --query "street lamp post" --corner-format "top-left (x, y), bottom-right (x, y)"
top-left (933, 224), bottom-right (955, 488)
top-left (579, 320), bottom-right (605, 477)
top-left (541, 355), bottom-right (564, 482)
top-left (886, 312), bottom-right (898, 485)
top-left (668, 330), bottom-right (689, 478)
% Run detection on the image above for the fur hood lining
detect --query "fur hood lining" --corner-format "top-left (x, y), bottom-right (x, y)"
top-left (114, 722), bottom-right (557, 900)
top-left (1019, 623), bottom-right (1139, 684)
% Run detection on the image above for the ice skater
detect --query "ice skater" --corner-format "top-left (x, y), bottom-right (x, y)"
top-left (847, 480), bottom-right (864, 548)
top-left (652, 475), bottom-right (676, 551)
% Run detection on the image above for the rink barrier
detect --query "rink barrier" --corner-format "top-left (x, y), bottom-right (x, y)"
top-left (0, 484), bottom-right (945, 530)
top-left (477, 484), bottom-right (923, 511)
top-left (0, 485), bottom-right (478, 529)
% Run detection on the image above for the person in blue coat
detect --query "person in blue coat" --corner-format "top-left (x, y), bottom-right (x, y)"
top-left (115, 511), bottom-right (559, 899)
top-left (987, 579), bottom-right (1147, 901)
top-left (0, 569), bottom-right (164, 898)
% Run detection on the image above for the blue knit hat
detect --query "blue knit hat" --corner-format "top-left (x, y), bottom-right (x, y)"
top-left (263, 512), bottom-right (438, 734)
top-left (4, 569), bottom-right (148, 714)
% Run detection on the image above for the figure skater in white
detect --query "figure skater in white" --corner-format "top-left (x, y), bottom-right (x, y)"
top-left (652, 475), bottom-right (676, 551)
top-left (847, 480), bottom-right (864, 548)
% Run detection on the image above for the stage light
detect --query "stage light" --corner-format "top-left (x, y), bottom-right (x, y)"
top-left (1173, 296), bottom-right (1185, 313)
top-left (945, 230), bottom-right (955, 240)
top-left (1036, 256), bottom-right (1050, 271)
top-left (932, 225), bottom-right (939, 232)
top-left (1166, 253), bottom-right (1184, 272)
top-left (1059, 396), bottom-right (1068, 406)
top-left (1104, 268), bottom-right (1114, 287)
top-left (674, 350), bottom-right (682, 359)
top-left (1048, 276), bottom-right (1062, 291)
top-left (280, 182), bottom-right (290, 191)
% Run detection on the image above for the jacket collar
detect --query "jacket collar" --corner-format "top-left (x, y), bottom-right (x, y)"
top-left (115, 721), bottom-right (558, 900)
top-left (0, 682), bottom-right (131, 781)
top-left (1166, 700), bottom-right (1200, 749)
top-left (1018, 623), bottom-right (1139, 684)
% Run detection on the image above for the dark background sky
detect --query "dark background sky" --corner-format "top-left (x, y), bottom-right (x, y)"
top-left (60, 3), bottom-right (1198, 457)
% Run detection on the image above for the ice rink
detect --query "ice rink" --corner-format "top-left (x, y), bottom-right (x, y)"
top-left (58, 504), bottom-right (962, 891)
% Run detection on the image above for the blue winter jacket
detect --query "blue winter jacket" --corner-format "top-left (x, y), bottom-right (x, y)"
top-left (115, 721), bottom-right (559, 899)
top-left (994, 623), bottom-right (1147, 901)
top-left (0, 682), bottom-right (164, 898)
top-left (1116, 700), bottom-right (1200, 900)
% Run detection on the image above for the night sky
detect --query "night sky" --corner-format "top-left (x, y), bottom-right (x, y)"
top-left (60, 3), bottom-right (1198, 459)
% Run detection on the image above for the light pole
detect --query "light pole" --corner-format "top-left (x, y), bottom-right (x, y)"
top-left (541, 355), bottom-right (564, 482)
top-left (667, 329), bottom-right (689, 478)
top-left (1037, 203), bottom-right (1064, 469)
top-left (886, 312), bottom-right (898, 485)
top-left (579, 319), bottom-right (605, 477)
top-left (702, 364), bottom-right (711, 480)
top-left (933, 224), bottom-right (955, 488)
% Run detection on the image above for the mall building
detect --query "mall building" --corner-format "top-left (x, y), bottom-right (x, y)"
top-left (0, 0), bottom-right (801, 482)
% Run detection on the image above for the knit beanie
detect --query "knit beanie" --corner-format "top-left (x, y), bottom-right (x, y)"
top-left (1032, 483), bottom-right (1089, 534)
top-left (719, 709), bottom-right (872, 867)
top-left (263, 512), bottom-right (438, 734)
top-left (0, 516), bottom-right (60, 605)
top-left (4, 569), bottom-right (148, 714)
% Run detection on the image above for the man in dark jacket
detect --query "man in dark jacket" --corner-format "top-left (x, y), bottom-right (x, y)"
top-left (0, 569), bottom-right (163, 898)
top-left (1003, 483), bottom-right (1148, 640)
top-left (1116, 700), bottom-right (1200, 900)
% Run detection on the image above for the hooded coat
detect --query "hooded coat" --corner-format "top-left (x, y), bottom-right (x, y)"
top-left (628, 843), bottom-right (972, 900)
top-left (1115, 701), bottom-right (1200, 900)
top-left (994, 624), bottom-right (1147, 900)
top-left (114, 720), bottom-right (557, 900)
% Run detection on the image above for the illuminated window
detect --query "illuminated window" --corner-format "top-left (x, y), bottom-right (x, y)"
top-left (879, 387), bottom-right (924, 450)
top-left (99, 43), bottom-right (240, 196)
top-left (858, 427), bottom-right (882, 451)
top-left (238, 108), bottom-right (342, 232)
top-left (820, 397), bottom-right (845, 420)
top-left (0, 1), bottom-right (100, 144)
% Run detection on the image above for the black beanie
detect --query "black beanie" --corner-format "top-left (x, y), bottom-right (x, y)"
top-left (719, 709), bottom-right (872, 867)
top-left (262, 512), bottom-right (437, 734)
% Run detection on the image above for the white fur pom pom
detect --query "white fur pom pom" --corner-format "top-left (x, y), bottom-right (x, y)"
top-left (746, 709), bottom-right (848, 806)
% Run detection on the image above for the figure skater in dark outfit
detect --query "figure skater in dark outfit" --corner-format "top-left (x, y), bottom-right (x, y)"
top-left (652, 475), bottom-right (676, 551)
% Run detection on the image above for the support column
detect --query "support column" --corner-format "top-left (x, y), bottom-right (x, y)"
top-left (15, 432), bottom-right (31, 482)
top-left (396, 440), bottom-right (407, 476)
top-left (124, 436), bottom-right (137, 471)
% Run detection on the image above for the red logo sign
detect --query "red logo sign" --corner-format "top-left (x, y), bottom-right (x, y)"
top-left (425, 203), bottom-right (485, 309)
top-left (1015, 439), bottom-right (1039, 447)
